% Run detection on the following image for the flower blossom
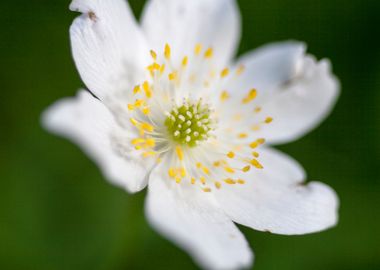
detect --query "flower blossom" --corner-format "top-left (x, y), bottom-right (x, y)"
top-left (43, 0), bottom-right (340, 269)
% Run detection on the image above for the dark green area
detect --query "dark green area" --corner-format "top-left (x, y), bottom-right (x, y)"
top-left (0, 0), bottom-right (379, 269)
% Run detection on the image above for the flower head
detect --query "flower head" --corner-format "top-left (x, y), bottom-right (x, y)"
top-left (43, 0), bottom-right (340, 269)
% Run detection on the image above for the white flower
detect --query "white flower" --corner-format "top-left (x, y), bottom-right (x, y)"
top-left (42, 0), bottom-right (340, 269)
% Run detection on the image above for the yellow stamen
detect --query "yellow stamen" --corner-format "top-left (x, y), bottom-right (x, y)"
top-left (203, 188), bottom-right (211, 193)
top-left (191, 178), bottom-right (196, 185)
top-left (250, 159), bottom-right (264, 169)
top-left (224, 166), bottom-right (235, 174)
top-left (200, 176), bottom-right (206, 185)
top-left (242, 165), bottom-right (251, 172)
top-left (204, 47), bottom-right (213, 59)
top-left (265, 117), bottom-right (273, 124)
top-left (215, 181), bottom-right (222, 189)
top-left (238, 133), bottom-right (248, 139)
top-left (142, 107), bottom-right (150, 115)
top-left (182, 56), bottom-right (188, 67)
top-left (194, 44), bottom-right (202, 55)
top-left (130, 118), bottom-right (138, 126)
top-left (141, 122), bottom-right (154, 132)
top-left (142, 81), bottom-right (152, 98)
top-left (237, 179), bottom-right (245, 184)
top-left (176, 146), bottom-right (184, 161)
top-left (150, 50), bottom-right (157, 60)
top-left (164, 44), bottom-right (171, 59)
top-left (254, 106), bottom-right (262, 113)
top-left (133, 85), bottom-right (141, 94)
top-left (252, 152), bottom-right (259, 158)
top-left (127, 104), bottom-right (135, 111)
top-left (168, 72), bottom-right (177, 81)
top-left (168, 168), bottom-right (176, 178)
top-left (221, 68), bottom-right (230, 78)
top-left (243, 89), bottom-right (257, 104)
top-left (131, 138), bottom-right (145, 145)
top-left (227, 151), bottom-right (235, 159)
top-left (224, 179), bottom-right (236, 185)
top-left (220, 91), bottom-right (230, 102)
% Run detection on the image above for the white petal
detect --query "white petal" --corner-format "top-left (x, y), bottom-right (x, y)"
top-left (42, 90), bottom-right (154, 193)
top-left (141, 0), bottom-right (241, 68)
top-left (225, 41), bottom-right (339, 144)
top-left (216, 148), bottom-right (339, 235)
top-left (70, 0), bottom-right (149, 100)
top-left (145, 165), bottom-right (253, 270)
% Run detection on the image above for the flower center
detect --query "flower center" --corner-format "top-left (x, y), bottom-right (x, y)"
top-left (165, 100), bottom-right (213, 147)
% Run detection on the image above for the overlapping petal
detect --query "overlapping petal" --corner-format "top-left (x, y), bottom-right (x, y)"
top-left (146, 163), bottom-right (253, 270)
top-left (224, 41), bottom-right (340, 144)
top-left (42, 90), bottom-right (154, 193)
top-left (141, 0), bottom-right (241, 68)
top-left (216, 148), bottom-right (339, 235)
top-left (70, 0), bottom-right (149, 100)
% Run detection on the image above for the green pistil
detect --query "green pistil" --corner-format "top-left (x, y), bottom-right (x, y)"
top-left (165, 100), bottom-right (212, 147)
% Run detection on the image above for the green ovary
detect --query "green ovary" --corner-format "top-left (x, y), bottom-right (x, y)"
top-left (165, 100), bottom-right (212, 147)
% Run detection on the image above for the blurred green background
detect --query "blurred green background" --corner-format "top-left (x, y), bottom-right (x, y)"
top-left (0, 0), bottom-right (379, 269)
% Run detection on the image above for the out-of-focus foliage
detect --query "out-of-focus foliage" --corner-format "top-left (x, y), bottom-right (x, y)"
top-left (0, 0), bottom-right (379, 269)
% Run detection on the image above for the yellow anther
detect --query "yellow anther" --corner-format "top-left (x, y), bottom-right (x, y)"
top-left (164, 44), bottom-right (171, 59)
top-left (242, 165), bottom-right (251, 172)
top-left (204, 47), bottom-right (213, 58)
top-left (141, 122), bottom-right (154, 132)
top-left (243, 89), bottom-right (257, 104)
top-left (254, 106), bottom-right (262, 113)
top-left (150, 50), bottom-right (157, 60)
top-left (142, 107), bottom-right (150, 115)
top-left (131, 138), bottom-right (145, 145)
top-left (160, 64), bottom-right (166, 74)
top-left (200, 176), bottom-right (206, 185)
top-left (227, 151), bottom-right (235, 159)
top-left (142, 81), bottom-right (152, 98)
top-left (145, 138), bottom-right (156, 147)
top-left (196, 162), bottom-right (202, 168)
top-left (252, 152), bottom-right (260, 158)
top-left (168, 72), bottom-right (177, 81)
top-left (194, 44), bottom-right (202, 55)
top-left (179, 167), bottom-right (187, 177)
top-left (127, 104), bottom-right (135, 111)
top-left (134, 145), bottom-right (142, 150)
top-left (252, 125), bottom-right (261, 131)
top-left (250, 159), bottom-right (264, 169)
top-left (182, 56), bottom-right (189, 67)
top-left (134, 99), bottom-right (145, 107)
top-left (175, 177), bottom-right (182, 184)
top-left (249, 138), bottom-right (265, 149)
top-left (202, 167), bottom-right (210, 175)
top-left (213, 161), bottom-right (221, 167)
top-left (257, 138), bottom-right (266, 144)
top-left (236, 65), bottom-right (245, 75)
top-left (224, 166), bottom-right (235, 174)
top-left (265, 117), bottom-right (273, 124)
top-left (130, 118), bottom-right (138, 126)
top-left (203, 188), bottom-right (211, 193)
top-left (238, 133), bottom-right (248, 139)
top-left (220, 91), bottom-right (230, 102)
top-left (237, 179), bottom-right (246, 185)
top-left (224, 179), bottom-right (236, 185)
top-left (176, 146), bottom-right (184, 161)
top-left (215, 181), bottom-right (222, 189)
top-left (143, 151), bottom-right (156, 158)
top-left (221, 68), bottom-right (230, 78)
top-left (191, 178), bottom-right (196, 185)
top-left (147, 62), bottom-right (161, 72)
top-left (168, 168), bottom-right (176, 178)
top-left (133, 85), bottom-right (141, 94)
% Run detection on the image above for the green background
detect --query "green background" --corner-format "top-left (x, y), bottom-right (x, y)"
top-left (1, 0), bottom-right (379, 269)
